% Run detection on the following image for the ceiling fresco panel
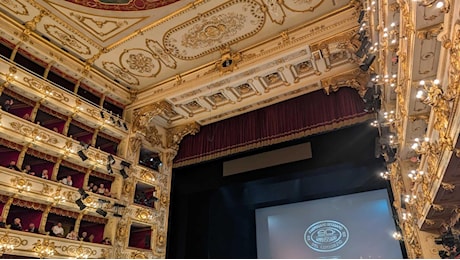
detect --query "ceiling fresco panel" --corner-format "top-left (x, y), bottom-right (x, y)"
top-left (0, 0), bottom-right (41, 21)
top-left (47, 1), bottom-right (148, 42)
top-left (163, 0), bottom-right (266, 60)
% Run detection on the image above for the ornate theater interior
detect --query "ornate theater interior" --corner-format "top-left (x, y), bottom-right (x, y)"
top-left (0, 0), bottom-right (458, 258)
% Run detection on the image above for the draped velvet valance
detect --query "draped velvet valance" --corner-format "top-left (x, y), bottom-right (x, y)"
top-left (173, 88), bottom-right (372, 167)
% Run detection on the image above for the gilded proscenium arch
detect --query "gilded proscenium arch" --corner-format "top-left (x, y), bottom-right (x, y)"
top-left (132, 101), bottom-right (171, 134)
top-left (166, 122), bottom-right (200, 150)
top-left (321, 69), bottom-right (370, 98)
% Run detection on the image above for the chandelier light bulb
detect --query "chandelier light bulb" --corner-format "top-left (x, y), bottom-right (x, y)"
top-left (433, 79), bottom-right (440, 85)
top-left (436, 1), bottom-right (444, 8)
top-left (419, 80), bottom-right (425, 86)
top-left (416, 90), bottom-right (424, 99)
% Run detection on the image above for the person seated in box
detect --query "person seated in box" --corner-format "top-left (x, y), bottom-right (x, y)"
top-left (51, 222), bottom-right (64, 237)
top-left (41, 169), bottom-right (49, 180)
top-left (60, 175), bottom-right (73, 186)
top-left (7, 161), bottom-right (20, 171)
top-left (10, 218), bottom-right (22, 231)
top-left (27, 223), bottom-right (39, 233)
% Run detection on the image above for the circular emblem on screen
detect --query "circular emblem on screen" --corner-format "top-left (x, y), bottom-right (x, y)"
top-left (304, 220), bottom-right (349, 252)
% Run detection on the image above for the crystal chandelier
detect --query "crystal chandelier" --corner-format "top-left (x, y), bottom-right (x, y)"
top-left (32, 238), bottom-right (56, 258)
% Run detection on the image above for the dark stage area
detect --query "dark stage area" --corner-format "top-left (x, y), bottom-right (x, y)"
top-left (167, 122), bottom-right (390, 258)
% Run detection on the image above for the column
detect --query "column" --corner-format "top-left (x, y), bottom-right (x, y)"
top-left (51, 157), bottom-right (62, 181)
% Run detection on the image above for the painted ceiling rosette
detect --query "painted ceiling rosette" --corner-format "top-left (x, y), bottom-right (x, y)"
top-left (163, 0), bottom-right (265, 60)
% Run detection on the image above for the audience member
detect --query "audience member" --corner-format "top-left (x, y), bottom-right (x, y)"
top-left (2, 99), bottom-right (13, 112)
top-left (22, 113), bottom-right (30, 121)
top-left (88, 234), bottom-right (95, 243)
top-left (22, 164), bottom-right (36, 176)
top-left (51, 222), bottom-right (64, 237)
top-left (10, 218), bottom-right (22, 231)
top-left (26, 223), bottom-right (38, 233)
top-left (7, 161), bottom-right (20, 171)
top-left (91, 185), bottom-right (98, 193)
top-left (86, 182), bottom-right (94, 192)
top-left (0, 216), bottom-right (5, 228)
top-left (52, 127), bottom-right (59, 133)
top-left (66, 230), bottom-right (78, 240)
top-left (97, 184), bottom-right (105, 195)
top-left (101, 237), bottom-right (111, 245)
top-left (41, 169), bottom-right (49, 180)
top-left (103, 188), bottom-right (111, 197)
top-left (60, 176), bottom-right (73, 186)
top-left (80, 231), bottom-right (89, 242)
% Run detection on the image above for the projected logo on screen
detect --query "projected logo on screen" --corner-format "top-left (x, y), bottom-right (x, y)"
top-left (304, 220), bottom-right (349, 252)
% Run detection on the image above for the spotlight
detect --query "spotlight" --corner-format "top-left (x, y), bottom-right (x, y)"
top-left (119, 168), bottom-right (129, 179)
top-left (117, 120), bottom-right (122, 127)
top-left (110, 116), bottom-right (115, 124)
top-left (75, 199), bottom-right (86, 210)
top-left (355, 37), bottom-right (370, 58)
top-left (100, 111), bottom-right (105, 118)
top-left (78, 188), bottom-right (89, 199)
top-left (107, 154), bottom-right (115, 165)
top-left (359, 54), bottom-right (376, 71)
top-left (113, 203), bottom-right (126, 217)
top-left (79, 141), bottom-right (89, 150)
top-left (96, 208), bottom-right (107, 217)
top-left (107, 164), bottom-right (113, 174)
top-left (358, 10), bottom-right (365, 24)
top-left (78, 150), bottom-right (88, 161)
top-left (358, 30), bottom-right (366, 42)
top-left (123, 122), bottom-right (128, 131)
top-left (120, 161), bottom-right (131, 168)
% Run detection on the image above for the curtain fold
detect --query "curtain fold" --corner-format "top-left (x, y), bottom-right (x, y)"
top-left (174, 88), bottom-right (370, 167)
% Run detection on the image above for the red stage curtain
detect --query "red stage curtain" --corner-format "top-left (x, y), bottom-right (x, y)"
top-left (174, 88), bottom-right (369, 166)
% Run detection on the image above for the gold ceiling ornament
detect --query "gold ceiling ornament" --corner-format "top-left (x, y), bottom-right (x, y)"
top-left (32, 238), bottom-right (56, 258)
top-left (62, 244), bottom-right (96, 259)
top-left (321, 69), bottom-right (369, 97)
top-left (0, 232), bottom-right (27, 256)
top-left (44, 24), bottom-right (91, 55)
top-left (0, 0), bottom-right (28, 15)
top-left (20, 10), bottom-right (48, 41)
top-left (10, 177), bottom-right (31, 193)
top-left (132, 101), bottom-right (170, 134)
top-left (440, 182), bottom-right (455, 192)
top-left (215, 47), bottom-right (242, 75)
top-left (165, 122), bottom-right (200, 150)
top-left (145, 125), bottom-right (163, 147)
top-left (432, 204), bottom-right (444, 212)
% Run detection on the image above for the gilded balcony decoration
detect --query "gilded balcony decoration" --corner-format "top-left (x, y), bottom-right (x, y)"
top-left (32, 238), bottom-right (56, 258)
top-left (0, 232), bottom-right (27, 256)
top-left (62, 244), bottom-right (96, 259)
top-left (10, 177), bottom-right (31, 193)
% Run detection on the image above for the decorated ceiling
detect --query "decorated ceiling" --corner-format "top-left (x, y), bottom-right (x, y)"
top-left (0, 0), bottom-right (366, 127)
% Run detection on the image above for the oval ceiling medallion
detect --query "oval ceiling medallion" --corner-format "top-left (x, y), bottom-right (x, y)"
top-left (164, 0), bottom-right (265, 60)
top-left (64, 0), bottom-right (181, 11)
top-left (120, 49), bottom-right (160, 77)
